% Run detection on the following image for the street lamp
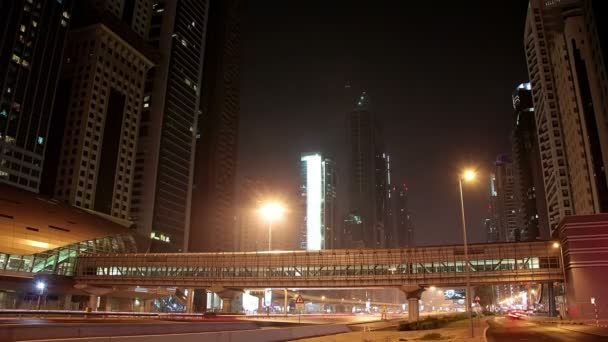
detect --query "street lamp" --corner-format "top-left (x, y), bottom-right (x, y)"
top-left (36, 281), bottom-right (46, 310)
top-left (259, 202), bottom-right (285, 251)
top-left (459, 168), bottom-right (476, 338)
top-left (553, 241), bottom-right (568, 317)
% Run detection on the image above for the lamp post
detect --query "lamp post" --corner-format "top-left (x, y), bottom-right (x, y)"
top-left (459, 169), bottom-right (476, 338)
top-left (259, 202), bottom-right (285, 251)
top-left (553, 241), bottom-right (568, 317)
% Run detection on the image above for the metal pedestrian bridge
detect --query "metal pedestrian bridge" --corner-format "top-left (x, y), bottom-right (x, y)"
top-left (74, 241), bottom-right (563, 288)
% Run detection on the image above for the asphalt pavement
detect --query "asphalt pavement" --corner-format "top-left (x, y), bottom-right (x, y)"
top-left (487, 317), bottom-right (608, 342)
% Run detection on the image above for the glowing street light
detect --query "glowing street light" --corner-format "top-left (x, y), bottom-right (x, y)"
top-left (36, 281), bottom-right (46, 291)
top-left (463, 169), bottom-right (476, 182)
top-left (459, 168), bottom-right (477, 338)
top-left (429, 286), bottom-right (436, 292)
top-left (259, 202), bottom-right (286, 251)
top-left (35, 281), bottom-right (46, 310)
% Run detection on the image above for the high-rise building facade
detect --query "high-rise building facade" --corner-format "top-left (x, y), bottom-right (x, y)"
top-left (0, 0), bottom-right (74, 193)
top-left (494, 154), bottom-right (520, 241)
top-left (134, 1), bottom-right (210, 252)
top-left (53, 24), bottom-right (154, 219)
top-left (551, 7), bottom-right (608, 215)
top-left (300, 153), bottom-right (337, 250)
top-left (525, 0), bottom-right (608, 235)
top-left (51, 2), bottom-right (155, 221)
top-left (525, 1), bottom-right (575, 235)
top-left (388, 184), bottom-right (414, 247)
top-left (189, 0), bottom-right (243, 252)
top-left (511, 82), bottom-right (549, 241)
top-left (347, 92), bottom-right (387, 248)
top-left (487, 174), bottom-right (500, 242)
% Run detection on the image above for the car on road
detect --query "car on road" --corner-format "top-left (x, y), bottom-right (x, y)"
top-left (506, 310), bottom-right (527, 319)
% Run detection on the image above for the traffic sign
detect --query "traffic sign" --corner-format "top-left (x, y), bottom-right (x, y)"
top-left (295, 294), bottom-right (304, 311)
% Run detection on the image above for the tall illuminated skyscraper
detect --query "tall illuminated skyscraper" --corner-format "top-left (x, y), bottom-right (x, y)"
top-left (133, 0), bottom-right (210, 252)
top-left (511, 82), bottom-right (549, 241)
top-left (300, 153), bottom-right (337, 250)
top-left (525, 0), bottom-right (608, 235)
top-left (347, 92), bottom-right (388, 248)
top-left (0, 0), bottom-right (74, 193)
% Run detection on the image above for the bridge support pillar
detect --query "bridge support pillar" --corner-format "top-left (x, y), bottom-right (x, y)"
top-left (88, 295), bottom-right (99, 311)
top-left (63, 294), bottom-right (72, 310)
top-left (408, 298), bottom-right (420, 323)
top-left (144, 299), bottom-right (154, 312)
top-left (186, 289), bottom-right (195, 313)
top-left (547, 281), bottom-right (556, 317)
top-left (221, 297), bottom-right (232, 313)
top-left (401, 287), bottom-right (424, 323)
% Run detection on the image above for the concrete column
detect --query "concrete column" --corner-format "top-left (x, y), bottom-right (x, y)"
top-left (221, 297), bottom-right (232, 313)
top-left (88, 295), bottom-right (99, 311)
top-left (401, 287), bottom-right (424, 323)
top-left (144, 299), bottom-right (154, 312)
top-left (104, 297), bottom-right (111, 312)
top-left (547, 282), bottom-right (556, 317)
top-left (258, 296), bottom-right (264, 314)
top-left (186, 289), bottom-right (195, 313)
top-left (408, 298), bottom-right (420, 323)
top-left (63, 294), bottom-right (72, 310)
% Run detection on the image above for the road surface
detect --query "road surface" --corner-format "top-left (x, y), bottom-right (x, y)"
top-left (487, 317), bottom-right (608, 341)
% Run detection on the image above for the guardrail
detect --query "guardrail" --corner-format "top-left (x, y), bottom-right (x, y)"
top-left (0, 309), bottom-right (244, 320)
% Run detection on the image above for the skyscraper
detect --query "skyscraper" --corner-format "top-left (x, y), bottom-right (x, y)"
top-left (525, 1), bottom-right (574, 235)
top-left (494, 154), bottom-right (520, 241)
top-left (133, 1), bottom-right (210, 252)
top-left (189, 0), bottom-right (243, 252)
top-left (51, 2), bottom-right (155, 220)
top-left (511, 82), bottom-right (549, 241)
top-left (300, 153), bottom-right (337, 250)
top-left (525, 0), bottom-right (608, 235)
top-left (347, 92), bottom-right (388, 248)
top-left (0, 0), bottom-right (74, 193)
top-left (486, 174), bottom-right (500, 242)
top-left (388, 184), bottom-right (414, 247)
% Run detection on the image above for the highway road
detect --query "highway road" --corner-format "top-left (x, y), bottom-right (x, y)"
top-left (487, 317), bottom-right (608, 341)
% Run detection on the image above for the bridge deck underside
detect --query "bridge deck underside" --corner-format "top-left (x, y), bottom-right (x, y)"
top-left (74, 241), bottom-right (563, 288)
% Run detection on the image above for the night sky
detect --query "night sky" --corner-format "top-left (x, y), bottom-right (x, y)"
top-left (238, 1), bottom-right (530, 246)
